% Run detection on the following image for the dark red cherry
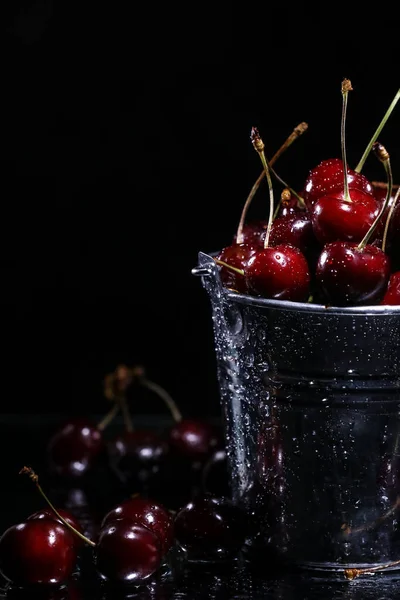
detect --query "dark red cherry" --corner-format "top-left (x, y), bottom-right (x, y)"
top-left (168, 419), bottom-right (220, 461)
top-left (108, 430), bottom-right (168, 479)
top-left (27, 508), bottom-right (84, 552)
top-left (100, 495), bottom-right (174, 554)
top-left (173, 495), bottom-right (247, 560)
top-left (302, 158), bottom-right (373, 209)
top-left (310, 190), bottom-right (380, 244)
top-left (94, 518), bottom-right (162, 584)
top-left (232, 220), bottom-right (268, 247)
top-left (381, 271), bottom-right (400, 305)
top-left (216, 243), bottom-right (257, 293)
top-left (0, 520), bottom-right (77, 587)
top-left (245, 244), bottom-right (310, 302)
top-left (269, 212), bottom-right (320, 262)
top-left (316, 241), bottom-right (391, 306)
top-left (47, 418), bottom-right (104, 479)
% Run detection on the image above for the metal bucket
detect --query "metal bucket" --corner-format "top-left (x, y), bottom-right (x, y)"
top-left (192, 250), bottom-right (400, 574)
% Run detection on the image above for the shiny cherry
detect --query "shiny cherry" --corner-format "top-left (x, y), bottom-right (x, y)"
top-left (245, 244), bottom-right (310, 302)
top-left (108, 430), bottom-right (168, 483)
top-left (47, 418), bottom-right (105, 479)
top-left (100, 495), bottom-right (174, 554)
top-left (381, 271), bottom-right (400, 305)
top-left (316, 241), bottom-right (391, 306)
top-left (269, 211), bottom-right (320, 266)
top-left (216, 243), bottom-right (257, 293)
top-left (232, 220), bottom-right (268, 247)
top-left (310, 190), bottom-right (380, 244)
top-left (302, 158), bottom-right (373, 209)
top-left (168, 419), bottom-right (220, 461)
top-left (95, 518), bottom-right (162, 584)
top-left (0, 520), bottom-right (77, 587)
top-left (173, 495), bottom-right (247, 560)
top-left (27, 508), bottom-right (84, 552)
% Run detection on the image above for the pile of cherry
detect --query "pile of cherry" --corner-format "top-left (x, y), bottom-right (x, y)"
top-left (0, 365), bottom-right (241, 594)
top-left (216, 80), bottom-right (400, 307)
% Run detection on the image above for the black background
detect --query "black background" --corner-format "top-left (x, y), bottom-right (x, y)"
top-left (1, 2), bottom-right (400, 418)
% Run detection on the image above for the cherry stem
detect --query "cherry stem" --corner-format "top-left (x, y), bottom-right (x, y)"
top-left (341, 496), bottom-right (400, 538)
top-left (355, 88), bottom-right (400, 173)
top-left (250, 127), bottom-right (274, 248)
top-left (118, 395), bottom-right (134, 433)
top-left (19, 466), bottom-right (96, 548)
top-left (357, 143), bottom-right (392, 251)
top-left (345, 555), bottom-right (400, 581)
top-left (97, 401), bottom-right (120, 432)
top-left (132, 366), bottom-right (183, 423)
top-left (382, 186), bottom-right (400, 253)
top-left (214, 258), bottom-right (245, 276)
top-left (341, 79), bottom-right (353, 203)
top-left (235, 122), bottom-right (308, 244)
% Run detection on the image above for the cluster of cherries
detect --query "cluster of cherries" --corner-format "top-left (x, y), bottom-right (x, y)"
top-left (0, 366), bottom-right (241, 594)
top-left (216, 80), bottom-right (400, 307)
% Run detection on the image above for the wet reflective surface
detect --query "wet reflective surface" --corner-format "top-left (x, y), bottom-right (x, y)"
top-left (1, 415), bottom-right (400, 598)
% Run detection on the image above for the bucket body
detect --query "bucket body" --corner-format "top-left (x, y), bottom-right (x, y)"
top-left (193, 251), bottom-right (400, 573)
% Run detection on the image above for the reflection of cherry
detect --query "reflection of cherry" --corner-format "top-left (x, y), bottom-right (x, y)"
top-left (382, 272), bottom-right (400, 305)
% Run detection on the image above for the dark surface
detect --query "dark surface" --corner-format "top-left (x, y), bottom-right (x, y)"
top-left (1, 415), bottom-right (400, 599)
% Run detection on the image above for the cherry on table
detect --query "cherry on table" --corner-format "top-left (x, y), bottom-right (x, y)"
top-left (173, 495), bottom-right (248, 561)
top-left (26, 508), bottom-right (84, 552)
top-left (0, 520), bottom-right (77, 587)
top-left (100, 495), bottom-right (174, 555)
top-left (168, 419), bottom-right (221, 462)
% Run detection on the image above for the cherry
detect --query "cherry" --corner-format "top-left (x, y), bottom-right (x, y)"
top-left (215, 242), bottom-right (258, 293)
top-left (20, 467), bottom-right (165, 586)
top-left (310, 190), bottom-right (380, 244)
top-left (316, 241), bottom-right (390, 306)
top-left (269, 210), bottom-right (320, 264)
top-left (95, 518), bottom-right (162, 584)
top-left (302, 158), bottom-right (373, 209)
top-left (26, 508), bottom-right (84, 552)
top-left (168, 419), bottom-right (220, 461)
top-left (242, 128), bottom-right (311, 302)
top-left (381, 271), bottom-right (400, 305)
top-left (47, 418), bottom-right (105, 479)
top-left (108, 429), bottom-right (169, 479)
top-left (173, 495), bottom-right (247, 560)
top-left (100, 495), bottom-right (174, 554)
top-left (0, 520), bottom-right (77, 587)
top-left (232, 221), bottom-right (268, 248)
top-left (245, 244), bottom-right (310, 302)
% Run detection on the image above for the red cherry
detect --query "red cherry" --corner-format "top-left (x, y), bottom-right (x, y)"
top-left (232, 220), bottom-right (268, 247)
top-left (310, 190), bottom-right (380, 244)
top-left (100, 495), bottom-right (174, 554)
top-left (0, 520), bottom-right (77, 587)
top-left (173, 495), bottom-right (247, 560)
top-left (381, 271), bottom-right (400, 305)
top-left (95, 518), bottom-right (162, 584)
top-left (302, 158), bottom-right (373, 209)
top-left (245, 244), bottom-right (310, 302)
top-left (168, 419), bottom-right (220, 461)
top-left (108, 430), bottom-right (168, 481)
top-left (47, 418), bottom-right (105, 479)
top-left (269, 211), bottom-right (320, 263)
top-left (216, 243), bottom-right (257, 293)
top-left (316, 241), bottom-right (391, 306)
top-left (27, 508), bottom-right (84, 552)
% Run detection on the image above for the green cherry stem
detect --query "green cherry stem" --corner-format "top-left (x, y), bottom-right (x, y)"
top-left (355, 88), bottom-right (400, 173)
top-left (235, 122), bottom-right (308, 244)
top-left (97, 401), bottom-right (120, 432)
top-left (213, 258), bottom-right (245, 276)
top-left (357, 142), bottom-right (392, 251)
top-left (250, 127), bottom-right (275, 249)
top-left (382, 186), bottom-right (400, 253)
top-left (19, 466), bottom-right (95, 547)
top-left (341, 79), bottom-right (353, 203)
